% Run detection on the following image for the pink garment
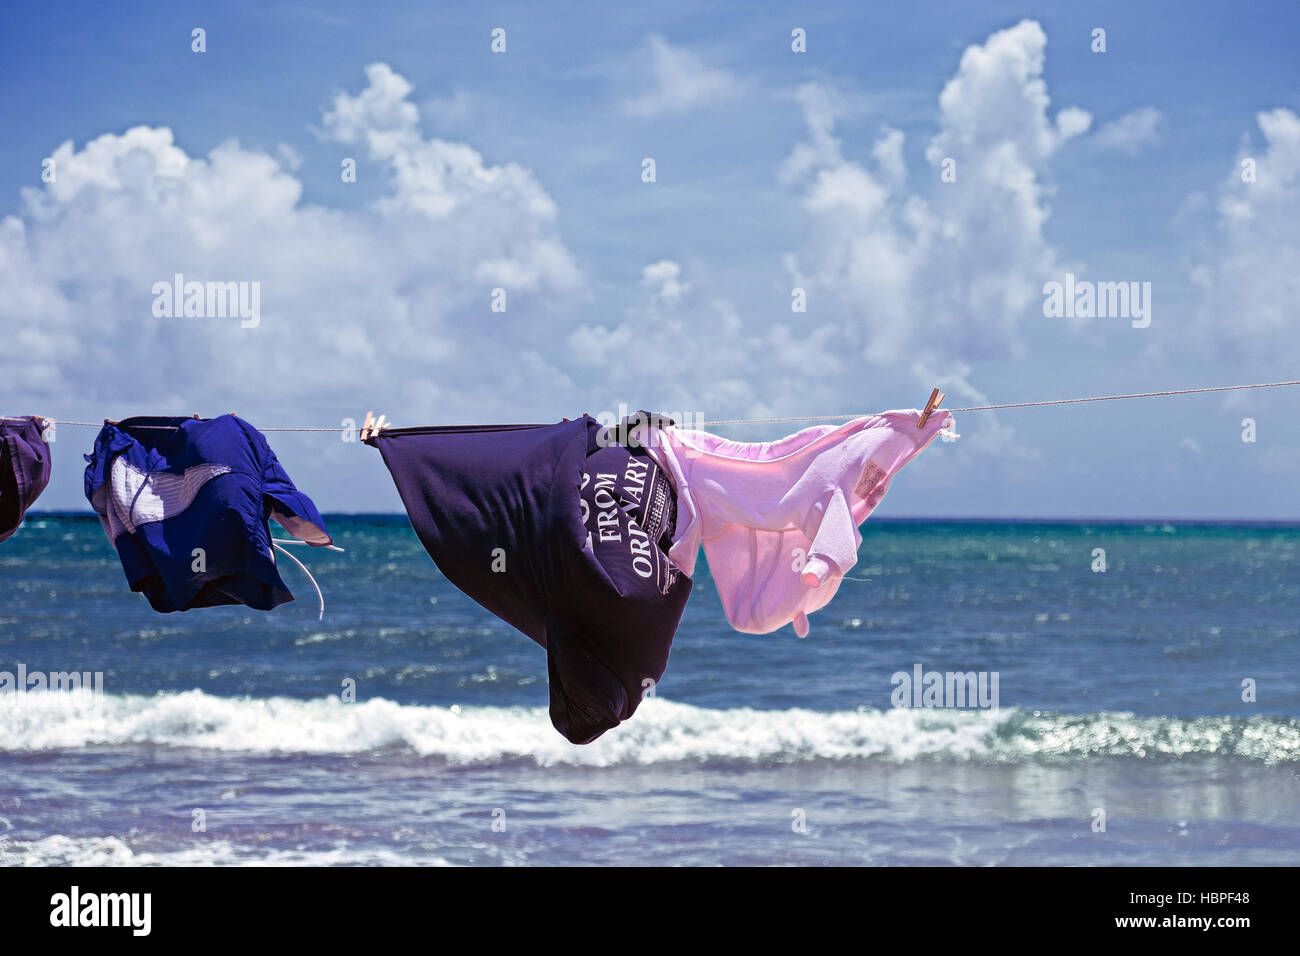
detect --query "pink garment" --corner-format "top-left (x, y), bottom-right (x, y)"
top-left (633, 410), bottom-right (955, 637)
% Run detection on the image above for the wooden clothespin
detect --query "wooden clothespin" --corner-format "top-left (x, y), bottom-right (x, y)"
top-left (917, 387), bottom-right (945, 428)
top-left (359, 410), bottom-right (389, 441)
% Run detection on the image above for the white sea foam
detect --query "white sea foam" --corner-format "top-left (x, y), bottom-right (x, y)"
top-left (0, 690), bottom-right (1296, 765)
top-left (0, 834), bottom-right (453, 867)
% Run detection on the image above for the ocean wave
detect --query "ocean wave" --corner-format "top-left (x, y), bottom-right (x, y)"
top-left (0, 690), bottom-right (1297, 765)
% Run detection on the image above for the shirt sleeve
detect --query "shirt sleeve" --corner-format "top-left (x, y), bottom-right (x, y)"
top-left (261, 446), bottom-right (332, 546)
top-left (802, 488), bottom-right (858, 588)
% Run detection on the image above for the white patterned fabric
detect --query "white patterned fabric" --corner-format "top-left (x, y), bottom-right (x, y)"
top-left (97, 458), bottom-right (232, 538)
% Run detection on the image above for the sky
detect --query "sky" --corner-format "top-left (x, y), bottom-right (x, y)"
top-left (1, 0), bottom-right (1298, 517)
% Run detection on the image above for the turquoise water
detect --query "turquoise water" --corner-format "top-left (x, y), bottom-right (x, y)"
top-left (1, 515), bottom-right (1298, 865)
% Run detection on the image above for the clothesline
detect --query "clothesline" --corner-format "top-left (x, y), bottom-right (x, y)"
top-left (699, 379), bottom-right (1300, 425)
top-left (4, 379), bottom-right (1299, 432)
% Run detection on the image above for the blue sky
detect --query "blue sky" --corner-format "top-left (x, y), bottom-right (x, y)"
top-left (2, 1), bottom-right (1298, 517)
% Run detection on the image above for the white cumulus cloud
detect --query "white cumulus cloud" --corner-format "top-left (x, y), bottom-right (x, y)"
top-left (623, 35), bottom-right (743, 117)
top-left (1189, 108), bottom-right (1300, 361)
top-left (783, 19), bottom-right (1090, 367)
top-left (1094, 106), bottom-right (1164, 153)
top-left (0, 63), bottom-right (584, 422)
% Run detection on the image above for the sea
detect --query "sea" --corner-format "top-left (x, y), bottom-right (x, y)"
top-left (1, 515), bottom-right (1297, 866)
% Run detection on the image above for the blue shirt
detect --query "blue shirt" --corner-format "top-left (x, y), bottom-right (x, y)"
top-left (85, 415), bottom-right (331, 612)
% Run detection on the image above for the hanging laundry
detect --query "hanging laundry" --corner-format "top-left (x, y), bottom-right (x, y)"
top-left (84, 415), bottom-right (332, 613)
top-left (631, 409), bottom-right (955, 637)
top-left (0, 416), bottom-right (53, 543)
top-left (369, 415), bottom-right (691, 745)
